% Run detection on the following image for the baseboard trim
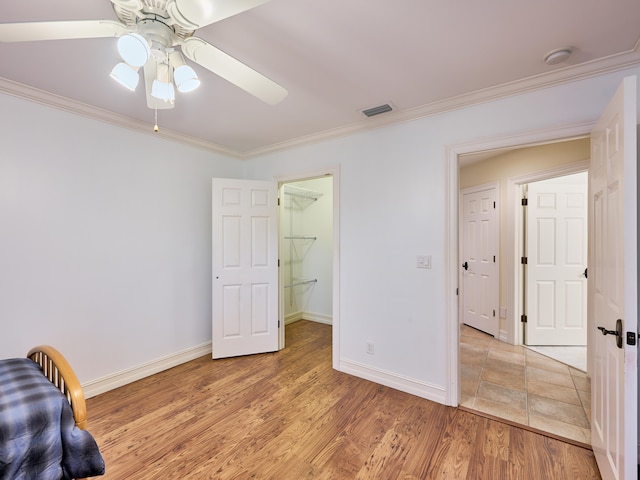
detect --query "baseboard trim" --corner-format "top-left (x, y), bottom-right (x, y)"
top-left (82, 342), bottom-right (212, 398)
top-left (285, 311), bottom-right (304, 325)
top-left (339, 359), bottom-right (446, 404)
top-left (285, 311), bottom-right (333, 325)
top-left (301, 312), bottom-right (333, 325)
top-left (499, 329), bottom-right (509, 343)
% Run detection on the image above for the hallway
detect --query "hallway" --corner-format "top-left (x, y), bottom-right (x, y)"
top-left (459, 324), bottom-right (591, 445)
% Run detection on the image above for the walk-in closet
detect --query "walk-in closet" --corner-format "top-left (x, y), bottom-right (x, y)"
top-left (281, 177), bottom-right (333, 325)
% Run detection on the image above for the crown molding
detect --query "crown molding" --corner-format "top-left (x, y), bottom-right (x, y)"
top-left (2, 45), bottom-right (640, 160)
top-left (0, 77), bottom-right (242, 158)
top-left (245, 48), bottom-right (640, 158)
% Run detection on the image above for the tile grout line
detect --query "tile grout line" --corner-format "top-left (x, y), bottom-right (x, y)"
top-left (461, 326), bottom-right (591, 443)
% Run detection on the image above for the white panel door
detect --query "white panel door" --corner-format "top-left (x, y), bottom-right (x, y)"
top-left (212, 178), bottom-right (279, 359)
top-left (589, 76), bottom-right (637, 480)
top-left (461, 186), bottom-right (499, 337)
top-left (525, 174), bottom-right (588, 345)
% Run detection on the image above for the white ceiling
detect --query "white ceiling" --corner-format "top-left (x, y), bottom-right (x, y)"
top-left (2, 0), bottom-right (640, 157)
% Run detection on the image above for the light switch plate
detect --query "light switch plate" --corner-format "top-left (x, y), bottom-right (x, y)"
top-left (417, 255), bottom-right (431, 269)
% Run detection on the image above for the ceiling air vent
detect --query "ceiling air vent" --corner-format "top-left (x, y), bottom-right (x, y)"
top-left (362, 103), bottom-right (393, 117)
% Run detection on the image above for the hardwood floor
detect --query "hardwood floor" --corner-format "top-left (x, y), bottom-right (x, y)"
top-left (86, 321), bottom-right (601, 479)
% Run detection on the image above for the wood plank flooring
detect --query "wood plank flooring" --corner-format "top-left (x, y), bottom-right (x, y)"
top-left (86, 321), bottom-right (601, 479)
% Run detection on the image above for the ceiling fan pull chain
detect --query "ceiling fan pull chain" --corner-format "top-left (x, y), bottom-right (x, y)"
top-left (154, 106), bottom-right (159, 133)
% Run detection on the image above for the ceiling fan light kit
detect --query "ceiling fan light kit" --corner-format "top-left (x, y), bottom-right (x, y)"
top-left (117, 32), bottom-right (150, 67)
top-left (0, 0), bottom-right (288, 111)
top-left (151, 62), bottom-right (176, 103)
top-left (110, 62), bottom-right (140, 91)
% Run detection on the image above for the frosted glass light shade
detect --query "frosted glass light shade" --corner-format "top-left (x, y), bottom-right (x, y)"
top-left (151, 80), bottom-right (175, 102)
top-left (174, 64), bottom-right (200, 92)
top-left (117, 33), bottom-right (150, 67)
top-left (110, 62), bottom-right (139, 91)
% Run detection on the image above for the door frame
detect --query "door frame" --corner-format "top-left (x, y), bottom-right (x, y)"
top-left (275, 166), bottom-right (341, 370)
top-left (510, 163), bottom-right (589, 350)
top-left (459, 182), bottom-right (500, 338)
top-left (444, 121), bottom-right (594, 406)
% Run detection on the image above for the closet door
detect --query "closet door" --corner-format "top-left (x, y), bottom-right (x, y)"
top-left (212, 178), bottom-right (279, 359)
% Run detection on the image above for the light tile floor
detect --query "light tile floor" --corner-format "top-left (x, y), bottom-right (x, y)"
top-left (460, 324), bottom-right (591, 445)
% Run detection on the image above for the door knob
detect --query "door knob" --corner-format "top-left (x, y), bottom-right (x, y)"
top-left (597, 319), bottom-right (623, 349)
top-left (462, 261), bottom-right (469, 271)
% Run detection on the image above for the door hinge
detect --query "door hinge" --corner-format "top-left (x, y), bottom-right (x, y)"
top-left (521, 314), bottom-right (527, 323)
top-left (493, 255), bottom-right (496, 263)
top-left (493, 309), bottom-right (496, 317)
top-left (278, 320), bottom-right (280, 328)
top-left (521, 257), bottom-right (528, 265)
top-left (278, 197), bottom-right (280, 206)
top-left (456, 287), bottom-right (459, 296)
top-left (521, 198), bottom-right (528, 206)
top-left (493, 201), bottom-right (496, 209)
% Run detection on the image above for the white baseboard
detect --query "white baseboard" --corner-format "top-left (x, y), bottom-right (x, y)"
top-left (285, 311), bottom-right (332, 325)
top-left (301, 311), bottom-right (332, 325)
top-left (339, 359), bottom-right (446, 405)
top-left (499, 329), bottom-right (509, 343)
top-left (82, 342), bottom-right (212, 398)
top-left (285, 311), bottom-right (304, 325)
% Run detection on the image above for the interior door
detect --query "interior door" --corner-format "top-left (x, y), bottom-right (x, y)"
top-left (589, 76), bottom-right (637, 480)
top-left (461, 185), bottom-right (499, 337)
top-left (525, 173), bottom-right (588, 345)
top-left (212, 178), bottom-right (279, 359)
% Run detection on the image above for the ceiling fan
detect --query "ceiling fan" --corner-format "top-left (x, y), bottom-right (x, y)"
top-left (0, 0), bottom-right (288, 110)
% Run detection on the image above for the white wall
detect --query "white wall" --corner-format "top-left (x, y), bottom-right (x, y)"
top-left (2, 66), bottom-right (639, 404)
top-left (244, 67), bottom-right (640, 401)
top-left (0, 93), bottom-right (242, 384)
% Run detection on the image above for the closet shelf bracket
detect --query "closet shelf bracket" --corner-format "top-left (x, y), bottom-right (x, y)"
top-left (284, 279), bottom-right (318, 288)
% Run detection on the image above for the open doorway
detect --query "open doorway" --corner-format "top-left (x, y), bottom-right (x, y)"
top-left (277, 170), bottom-right (340, 369)
top-left (456, 137), bottom-right (592, 444)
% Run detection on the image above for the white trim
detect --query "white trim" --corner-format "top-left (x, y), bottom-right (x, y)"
top-left (445, 144), bottom-right (460, 406)
top-left (275, 166), bottom-right (341, 371)
top-left (0, 77), bottom-right (241, 158)
top-left (340, 359), bottom-right (446, 404)
top-left (248, 51), bottom-right (640, 157)
top-left (285, 311), bottom-right (304, 325)
top-left (301, 311), bottom-right (333, 325)
top-left (284, 311), bottom-right (333, 325)
top-left (445, 121), bottom-right (595, 408)
top-left (82, 342), bottom-right (212, 398)
top-left (2, 47), bottom-right (639, 158)
top-left (508, 160), bottom-right (590, 347)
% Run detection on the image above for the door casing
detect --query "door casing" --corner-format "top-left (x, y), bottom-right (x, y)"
top-left (446, 123), bottom-right (594, 407)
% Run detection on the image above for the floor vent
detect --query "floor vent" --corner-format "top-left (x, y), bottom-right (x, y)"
top-left (362, 103), bottom-right (393, 117)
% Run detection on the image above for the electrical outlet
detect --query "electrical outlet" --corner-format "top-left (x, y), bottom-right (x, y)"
top-left (366, 341), bottom-right (375, 355)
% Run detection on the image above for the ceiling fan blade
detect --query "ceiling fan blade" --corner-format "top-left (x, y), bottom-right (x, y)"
top-left (181, 37), bottom-right (287, 105)
top-left (0, 20), bottom-right (127, 43)
top-left (143, 60), bottom-right (174, 110)
top-left (167, 0), bottom-right (271, 29)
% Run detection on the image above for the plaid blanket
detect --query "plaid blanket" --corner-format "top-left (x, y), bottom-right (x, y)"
top-left (0, 358), bottom-right (105, 480)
